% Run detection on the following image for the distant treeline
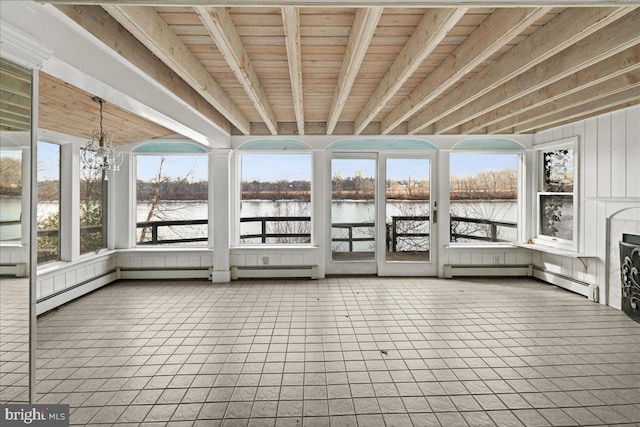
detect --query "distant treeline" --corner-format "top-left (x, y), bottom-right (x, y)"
top-left (33, 167), bottom-right (519, 202)
top-left (137, 180), bottom-right (208, 201)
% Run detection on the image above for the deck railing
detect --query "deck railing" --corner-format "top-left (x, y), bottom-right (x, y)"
top-left (240, 216), bottom-right (311, 243)
top-left (450, 216), bottom-right (517, 242)
top-left (137, 219), bottom-right (208, 245)
top-left (119, 215), bottom-right (517, 246)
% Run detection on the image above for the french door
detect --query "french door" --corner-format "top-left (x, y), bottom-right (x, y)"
top-left (326, 153), bottom-right (437, 276)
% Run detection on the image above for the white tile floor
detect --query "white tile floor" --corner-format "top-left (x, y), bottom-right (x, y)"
top-left (35, 277), bottom-right (640, 426)
top-left (0, 277), bottom-right (29, 403)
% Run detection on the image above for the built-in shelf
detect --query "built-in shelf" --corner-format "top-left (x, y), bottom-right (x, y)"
top-left (513, 243), bottom-right (597, 272)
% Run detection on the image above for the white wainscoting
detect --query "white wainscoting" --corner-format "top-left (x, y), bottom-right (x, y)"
top-left (230, 246), bottom-right (323, 279)
top-left (533, 105), bottom-right (640, 307)
top-left (36, 251), bottom-right (117, 315)
top-left (0, 244), bottom-right (29, 276)
top-left (116, 248), bottom-right (214, 279)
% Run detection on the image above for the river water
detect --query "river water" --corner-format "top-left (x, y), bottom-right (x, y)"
top-left (2, 199), bottom-right (520, 244)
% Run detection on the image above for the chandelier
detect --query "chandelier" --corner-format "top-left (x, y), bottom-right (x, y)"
top-left (80, 96), bottom-right (123, 181)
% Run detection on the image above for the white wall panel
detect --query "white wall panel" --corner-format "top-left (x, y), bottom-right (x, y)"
top-left (627, 108), bottom-right (640, 197)
top-left (532, 105), bottom-right (640, 307)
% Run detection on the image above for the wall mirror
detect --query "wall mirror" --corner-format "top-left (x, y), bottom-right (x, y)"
top-left (0, 57), bottom-right (33, 403)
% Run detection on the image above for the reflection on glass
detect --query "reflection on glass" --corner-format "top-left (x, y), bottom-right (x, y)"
top-left (80, 156), bottom-right (104, 254)
top-left (0, 151), bottom-right (22, 242)
top-left (540, 194), bottom-right (574, 240)
top-left (331, 158), bottom-right (376, 261)
top-left (136, 155), bottom-right (208, 245)
top-left (450, 154), bottom-right (519, 243)
top-left (37, 141), bottom-right (60, 264)
top-left (543, 148), bottom-right (574, 192)
top-left (0, 56), bottom-right (31, 402)
top-left (0, 277), bottom-right (30, 402)
top-left (240, 153), bottom-right (311, 244)
top-left (385, 158), bottom-right (430, 262)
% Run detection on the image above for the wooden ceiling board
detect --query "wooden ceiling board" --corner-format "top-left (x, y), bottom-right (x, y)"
top-left (38, 73), bottom-right (173, 144)
top-left (51, 4), bottom-right (640, 135)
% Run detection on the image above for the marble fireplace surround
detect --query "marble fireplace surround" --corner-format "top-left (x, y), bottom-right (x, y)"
top-left (600, 199), bottom-right (640, 309)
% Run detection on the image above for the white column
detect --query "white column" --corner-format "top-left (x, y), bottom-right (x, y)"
top-left (211, 149), bottom-right (231, 282)
top-left (312, 149), bottom-right (326, 278)
top-left (436, 150), bottom-right (450, 277)
top-left (60, 143), bottom-right (79, 260)
top-left (112, 152), bottom-right (133, 248)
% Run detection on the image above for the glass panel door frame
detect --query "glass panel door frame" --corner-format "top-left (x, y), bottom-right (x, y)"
top-left (326, 152), bottom-right (378, 275)
top-left (377, 152), bottom-right (437, 276)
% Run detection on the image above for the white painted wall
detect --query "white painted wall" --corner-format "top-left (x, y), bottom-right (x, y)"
top-left (532, 104), bottom-right (640, 306)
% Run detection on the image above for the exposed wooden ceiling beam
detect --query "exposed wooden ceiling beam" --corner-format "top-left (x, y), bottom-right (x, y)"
top-left (326, 7), bottom-right (383, 135)
top-left (380, 7), bottom-right (550, 135)
top-left (474, 46), bottom-right (640, 134)
top-left (407, 6), bottom-right (634, 135)
top-left (56, 5), bottom-right (231, 135)
top-left (430, 8), bottom-right (640, 134)
top-left (281, 7), bottom-right (304, 135)
top-left (195, 6), bottom-right (278, 135)
top-left (483, 71), bottom-right (640, 134)
top-left (353, 7), bottom-right (467, 135)
top-left (515, 87), bottom-right (640, 133)
top-left (35, 1), bottom-right (640, 7)
top-left (103, 4), bottom-right (249, 134)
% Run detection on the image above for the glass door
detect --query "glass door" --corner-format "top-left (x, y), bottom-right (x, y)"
top-left (328, 156), bottom-right (377, 275)
top-left (378, 154), bottom-right (436, 276)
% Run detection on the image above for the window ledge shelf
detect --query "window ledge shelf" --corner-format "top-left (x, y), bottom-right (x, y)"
top-left (513, 243), bottom-right (596, 259)
top-left (444, 244), bottom-right (519, 250)
top-left (118, 247), bottom-right (212, 253)
top-left (231, 245), bottom-right (319, 251)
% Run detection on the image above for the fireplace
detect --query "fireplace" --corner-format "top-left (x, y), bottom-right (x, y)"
top-left (620, 233), bottom-right (640, 322)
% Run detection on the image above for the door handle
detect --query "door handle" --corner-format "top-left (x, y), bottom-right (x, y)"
top-left (433, 210), bottom-right (437, 224)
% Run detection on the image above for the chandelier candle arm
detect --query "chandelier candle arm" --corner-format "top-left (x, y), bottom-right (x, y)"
top-left (80, 96), bottom-right (123, 181)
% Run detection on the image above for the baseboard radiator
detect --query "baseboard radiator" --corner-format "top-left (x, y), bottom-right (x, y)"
top-left (0, 263), bottom-right (28, 277)
top-left (444, 264), bottom-right (533, 278)
top-left (118, 267), bottom-right (212, 280)
top-left (531, 266), bottom-right (594, 299)
top-left (231, 265), bottom-right (318, 280)
top-left (37, 270), bottom-right (118, 315)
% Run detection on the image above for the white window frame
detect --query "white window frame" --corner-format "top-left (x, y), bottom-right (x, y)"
top-left (534, 137), bottom-right (579, 251)
top-left (133, 152), bottom-right (210, 247)
top-left (236, 150), bottom-right (313, 246)
top-left (448, 151), bottom-right (524, 245)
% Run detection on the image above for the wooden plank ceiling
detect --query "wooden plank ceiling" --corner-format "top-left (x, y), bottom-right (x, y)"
top-left (39, 73), bottom-right (174, 144)
top-left (52, 3), bottom-right (640, 137)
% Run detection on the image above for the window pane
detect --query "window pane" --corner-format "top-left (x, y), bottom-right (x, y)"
top-left (450, 154), bottom-right (518, 243)
top-left (136, 155), bottom-right (208, 245)
top-left (543, 148), bottom-right (574, 192)
top-left (80, 159), bottom-right (104, 254)
top-left (240, 154), bottom-right (311, 244)
top-left (331, 158), bottom-right (376, 261)
top-left (37, 142), bottom-right (60, 264)
top-left (0, 151), bottom-right (22, 242)
top-left (385, 158), bottom-right (430, 262)
top-left (540, 194), bottom-right (574, 240)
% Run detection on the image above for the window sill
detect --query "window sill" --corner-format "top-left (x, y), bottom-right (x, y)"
top-left (513, 242), bottom-right (595, 259)
top-left (37, 249), bottom-right (117, 275)
top-left (0, 242), bottom-right (25, 248)
top-left (119, 247), bottom-right (212, 253)
top-left (444, 243), bottom-right (518, 250)
top-left (231, 245), bottom-right (319, 250)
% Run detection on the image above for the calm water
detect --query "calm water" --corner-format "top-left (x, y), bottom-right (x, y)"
top-left (2, 198), bottom-right (532, 245)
